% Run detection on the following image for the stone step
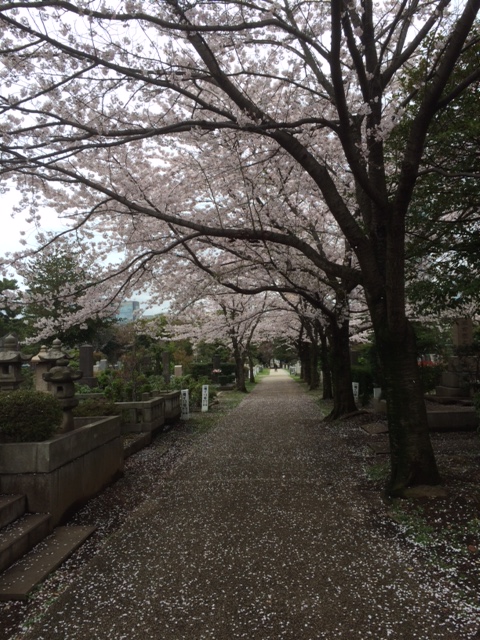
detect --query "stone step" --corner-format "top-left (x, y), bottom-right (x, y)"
top-left (0, 525), bottom-right (96, 601)
top-left (0, 495), bottom-right (26, 529)
top-left (0, 513), bottom-right (51, 574)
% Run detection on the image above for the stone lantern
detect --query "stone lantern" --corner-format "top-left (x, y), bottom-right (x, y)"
top-left (0, 334), bottom-right (31, 391)
top-left (42, 356), bottom-right (83, 433)
top-left (33, 338), bottom-right (72, 393)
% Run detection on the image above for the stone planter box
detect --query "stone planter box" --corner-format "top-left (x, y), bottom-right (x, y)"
top-left (372, 399), bottom-right (478, 431)
top-left (155, 391), bottom-right (181, 424)
top-left (114, 396), bottom-right (166, 435)
top-left (426, 408), bottom-right (478, 432)
top-left (0, 416), bottom-right (123, 527)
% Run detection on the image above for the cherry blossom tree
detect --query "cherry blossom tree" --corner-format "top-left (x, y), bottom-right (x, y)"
top-left (164, 272), bottom-right (291, 391)
top-left (148, 197), bottom-right (361, 417)
top-left (0, 1), bottom-right (479, 494)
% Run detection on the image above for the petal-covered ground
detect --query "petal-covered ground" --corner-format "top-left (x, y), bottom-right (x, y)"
top-left (1, 370), bottom-right (479, 639)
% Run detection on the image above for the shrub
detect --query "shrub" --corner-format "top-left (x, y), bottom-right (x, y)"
top-left (190, 362), bottom-right (236, 381)
top-left (96, 369), bottom-right (152, 402)
top-left (0, 390), bottom-right (62, 442)
top-left (351, 364), bottom-right (374, 406)
top-left (73, 398), bottom-right (119, 417)
top-left (163, 374), bottom-right (217, 409)
top-left (418, 362), bottom-right (445, 394)
top-left (75, 383), bottom-right (99, 395)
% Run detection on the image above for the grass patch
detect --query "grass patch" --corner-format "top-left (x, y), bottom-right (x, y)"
top-left (388, 503), bottom-right (436, 547)
top-left (365, 461), bottom-right (390, 483)
top-left (384, 498), bottom-right (480, 602)
top-left (185, 386), bottom-right (251, 436)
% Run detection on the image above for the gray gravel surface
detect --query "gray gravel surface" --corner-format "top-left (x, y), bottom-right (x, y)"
top-left (19, 371), bottom-right (478, 639)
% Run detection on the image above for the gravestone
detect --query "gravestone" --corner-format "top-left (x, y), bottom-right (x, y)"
top-left (79, 344), bottom-right (97, 388)
top-left (436, 317), bottom-right (477, 398)
top-left (452, 317), bottom-right (474, 347)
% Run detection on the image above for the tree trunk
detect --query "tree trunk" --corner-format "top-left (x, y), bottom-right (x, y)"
top-left (319, 327), bottom-right (333, 400)
top-left (374, 318), bottom-right (441, 496)
top-left (300, 341), bottom-right (311, 386)
top-left (235, 360), bottom-right (247, 392)
top-left (248, 352), bottom-right (255, 383)
top-left (325, 320), bottom-right (357, 420)
top-left (232, 346), bottom-right (247, 393)
top-left (359, 199), bottom-right (442, 495)
top-left (308, 341), bottom-right (320, 390)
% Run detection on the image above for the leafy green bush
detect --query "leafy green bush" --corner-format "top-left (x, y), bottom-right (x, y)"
top-left (351, 364), bottom-right (374, 406)
top-left (75, 383), bottom-right (99, 395)
top-left (73, 398), bottom-right (119, 417)
top-left (96, 369), bottom-right (153, 402)
top-left (161, 374), bottom-right (217, 409)
top-left (190, 362), bottom-right (236, 381)
top-left (190, 363), bottom-right (212, 379)
top-left (0, 390), bottom-right (62, 442)
top-left (418, 362), bottom-right (445, 393)
top-left (94, 368), bottom-right (217, 408)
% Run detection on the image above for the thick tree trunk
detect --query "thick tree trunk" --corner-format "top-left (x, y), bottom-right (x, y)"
top-left (324, 320), bottom-right (357, 420)
top-left (319, 328), bottom-right (333, 400)
top-left (248, 352), bottom-right (255, 383)
top-left (235, 364), bottom-right (247, 392)
top-left (233, 349), bottom-right (247, 393)
top-left (362, 197), bottom-right (441, 495)
top-left (300, 341), bottom-right (311, 385)
top-left (308, 342), bottom-right (320, 390)
top-left (373, 318), bottom-right (441, 495)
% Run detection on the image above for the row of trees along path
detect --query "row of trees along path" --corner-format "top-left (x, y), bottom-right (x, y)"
top-left (20, 371), bottom-right (473, 640)
top-left (1, 1), bottom-right (479, 497)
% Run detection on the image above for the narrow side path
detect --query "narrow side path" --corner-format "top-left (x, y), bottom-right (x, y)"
top-left (23, 372), bottom-right (470, 639)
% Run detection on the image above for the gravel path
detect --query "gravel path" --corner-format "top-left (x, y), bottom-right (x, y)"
top-left (19, 371), bottom-right (477, 639)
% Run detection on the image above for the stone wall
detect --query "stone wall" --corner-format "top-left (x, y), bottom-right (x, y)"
top-left (0, 416), bottom-right (123, 526)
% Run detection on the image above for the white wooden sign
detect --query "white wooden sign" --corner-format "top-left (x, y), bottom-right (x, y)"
top-left (201, 385), bottom-right (209, 412)
top-left (352, 382), bottom-right (359, 399)
top-left (181, 389), bottom-right (190, 419)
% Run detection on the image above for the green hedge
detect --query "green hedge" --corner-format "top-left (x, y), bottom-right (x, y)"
top-left (73, 398), bottom-right (120, 417)
top-left (190, 362), bottom-right (236, 381)
top-left (0, 390), bottom-right (62, 442)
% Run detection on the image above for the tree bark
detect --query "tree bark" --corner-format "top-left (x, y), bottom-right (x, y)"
top-left (248, 352), bottom-right (255, 384)
top-left (319, 325), bottom-right (333, 400)
top-left (300, 341), bottom-right (311, 386)
top-left (308, 341), bottom-right (320, 390)
top-left (231, 339), bottom-right (247, 393)
top-left (373, 317), bottom-right (441, 495)
top-left (324, 320), bottom-right (357, 420)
